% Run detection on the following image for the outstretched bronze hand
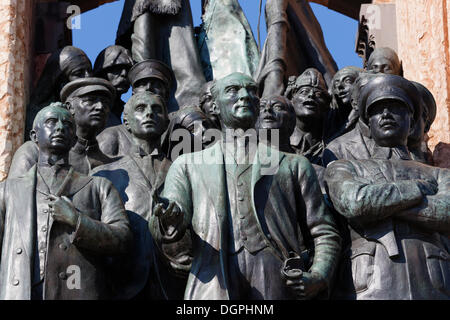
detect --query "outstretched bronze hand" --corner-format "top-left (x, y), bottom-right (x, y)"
top-left (152, 190), bottom-right (184, 243)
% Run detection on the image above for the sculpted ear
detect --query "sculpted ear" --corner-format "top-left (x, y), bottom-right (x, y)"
top-left (65, 101), bottom-right (75, 116)
top-left (123, 114), bottom-right (131, 132)
top-left (30, 129), bottom-right (38, 144)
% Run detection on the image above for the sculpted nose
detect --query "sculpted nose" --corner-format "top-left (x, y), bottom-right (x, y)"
top-left (238, 87), bottom-right (250, 100)
top-left (55, 119), bottom-right (64, 131)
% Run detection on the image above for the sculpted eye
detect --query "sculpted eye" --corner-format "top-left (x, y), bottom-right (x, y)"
top-left (273, 104), bottom-right (283, 111)
top-left (225, 86), bottom-right (238, 94)
top-left (45, 118), bottom-right (57, 125)
top-left (135, 104), bottom-right (146, 112)
top-left (299, 88), bottom-right (309, 96)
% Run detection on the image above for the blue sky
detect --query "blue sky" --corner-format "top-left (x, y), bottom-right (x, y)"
top-left (73, 0), bottom-right (363, 76)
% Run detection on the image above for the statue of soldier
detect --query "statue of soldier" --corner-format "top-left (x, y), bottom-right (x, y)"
top-left (325, 75), bottom-right (450, 299)
top-left (97, 59), bottom-right (174, 158)
top-left (94, 45), bottom-right (134, 128)
top-left (285, 68), bottom-right (331, 165)
top-left (322, 73), bottom-right (421, 167)
top-left (26, 46), bottom-right (93, 139)
top-left (116, 0), bottom-right (206, 111)
top-left (324, 66), bottom-right (363, 143)
top-left (366, 47), bottom-right (403, 76)
top-left (149, 72), bottom-right (341, 300)
top-left (0, 104), bottom-right (131, 300)
top-left (409, 81), bottom-right (437, 165)
top-left (93, 92), bottom-right (191, 300)
top-left (8, 78), bottom-right (117, 178)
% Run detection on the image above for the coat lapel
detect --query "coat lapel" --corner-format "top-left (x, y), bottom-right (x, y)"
top-left (251, 143), bottom-right (285, 190)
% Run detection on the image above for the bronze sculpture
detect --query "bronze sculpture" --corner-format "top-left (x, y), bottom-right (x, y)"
top-left (285, 68), bottom-right (331, 165)
top-left (256, 95), bottom-right (327, 194)
top-left (409, 81), bottom-right (437, 165)
top-left (256, 95), bottom-right (296, 154)
top-left (366, 47), bottom-right (403, 76)
top-left (93, 92), bottom-right (191, 300)
top-left (94, 45), bottom-right (134, 128)
top-left (149, 72), bottom-right (341, 300)
top-left (256, 0), bottom-right (338, 98)
top-left (9, 78), bottom-right (116, 178)
top-left (116, 0), bottom-right (206, 111)
top-left (97, 59), bottom-right (174, 158)
top-left (199, 81), bottom-right (221, 130)
top-left (325, 75), bottom-right (450, 299)
top-left (0, 104), bottom-right (131, 300)
top-left (162, 106), bottom-right (215, 162)
top-left (26, 46), bottom-right (93, 139)
top-left (325, 66), bottom-right (363, 143)
top-left (322, 74), bottom-right (421, 167)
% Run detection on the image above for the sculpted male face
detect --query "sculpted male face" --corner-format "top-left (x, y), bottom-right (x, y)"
top-left (31, 106), bottom-right (76, 155)
top-left (368, 99), bottom-right (412, 147)
top-left (256, 96), bottom-right (295, 139)
top-left (68, 92), bottom-right (111, 133)
top-left (60, 47), bottom-right (93, 82)
top-left (133, 77), bottom-right (168, 99)
top-left (213, 73), bottom-right (259, 130)
top-left (332, 70), bottom-right (359, 106)
top-left (106, 65), bottom-right (130, 95)
top-left (367, 48), bottom-right (402, 76)
top-left (409, 82), bottom-right (436, 146)
top-left (124, 93), bottom-right (168, 140)
top-left (292, 85), bottom-right (329, 121)
top-left (200, 82), bottom-right (219, 124)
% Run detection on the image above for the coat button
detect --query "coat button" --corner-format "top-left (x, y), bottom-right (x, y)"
top-left (12, 279), bottom-right (19, 286)
top-left (59, 272), bottom-right (67, 280)
top-left (238, 195), bottom-right (244, 201)
top-left (16, 248), bottom-right (22, 254)
top-left (43, 209), bottom-right (48, 214)
top-left (41, 226), bottom-right (47, 233)
top-left (237, 181), bottom-right (243, 187)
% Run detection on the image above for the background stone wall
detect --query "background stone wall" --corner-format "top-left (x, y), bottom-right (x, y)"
top-left (0, 0), bottom-right (35, 180)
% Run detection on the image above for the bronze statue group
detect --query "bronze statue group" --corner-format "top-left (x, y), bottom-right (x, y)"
top-left (0, 0), bottom-right (448, 300)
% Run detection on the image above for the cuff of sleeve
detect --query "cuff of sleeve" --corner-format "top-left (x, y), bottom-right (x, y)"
top-left (396, 181), bottom-right (423, 204)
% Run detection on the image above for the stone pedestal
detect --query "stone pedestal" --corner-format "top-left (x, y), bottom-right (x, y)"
top-left (0, 0), bottom-right (35, 180)
top-left (395, 0), bottom-right (450, 168)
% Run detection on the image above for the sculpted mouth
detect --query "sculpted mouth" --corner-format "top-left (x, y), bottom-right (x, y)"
top-left (303, 100), bottom-right (318, 109)
top-left (262, 116), bottom-right (276, 122)
top-left (51, 135), bottom-right (66, 143)
top-left (142, 120), bottom-right (156, 126)
top-left (380, 120), bottom-right (397, 128)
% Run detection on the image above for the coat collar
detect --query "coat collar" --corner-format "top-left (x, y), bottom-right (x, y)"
top-left (29, 164), bottom-right (92, 197)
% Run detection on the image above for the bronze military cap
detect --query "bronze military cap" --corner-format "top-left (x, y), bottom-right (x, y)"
top-left (128, 59), bottom-right (175, 89)
top-left (60, 77), bottom-right (116, 103)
